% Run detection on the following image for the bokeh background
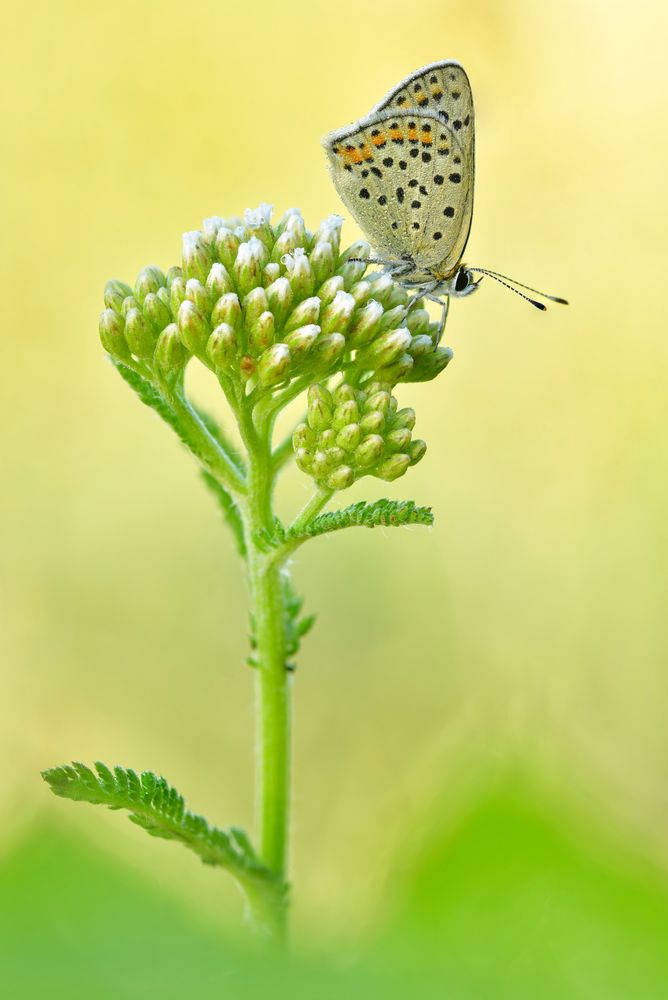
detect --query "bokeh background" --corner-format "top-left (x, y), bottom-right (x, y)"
top-left (2, 0), bottom-right (668, 995)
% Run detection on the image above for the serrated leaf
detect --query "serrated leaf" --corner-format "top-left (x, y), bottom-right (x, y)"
top-left (287, 499), bottom-right (434, 541)
top-left (41, 762), bottom-right (285, 906)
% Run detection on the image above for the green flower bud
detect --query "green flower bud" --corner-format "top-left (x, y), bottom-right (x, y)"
top-left (284, 323), bottom-right (319, 359)
top-left (211, 292), bottom-right (241, 331)
top-left (293, 423), bottom-right (315, 450)
top-left (309, 332), bottom-right (346, 371)
top-left (257, 343), bottom-right (291, 386)
top-left (125, 307), bottom-right (158, 358)
top-left (333, 383), bottom-right (356, 405)
top-left (365, 273), bottom-right (395, 306)
top-left (207, 323), bottom-right (238, 369)
top-left (402, 344), bottom-right (453, 382)
top-left (311, 451), bottom-right (331, 478)
top-left (364, 390), bottom-right (391, 416)
top-left (121, 295), bottom-right (138, 317)
top-left (350, 280), bottom-right (373, 308)
top-left (243, 287), bottom-right (269, 330)
top-left (206, 262), bottom-right (235, 299)
top-left (313, 214), bottom-right (343, 257)
top-left (381, 352), bottom-right (414, 384)
top-left (295, 448), bottom-right (313, 473)
top-left (408, 333), bottom-right (434, 359)
top-left (332, 399), bottom-right (359, 429)
top-left (385, 427), bottom-right (412, 453)
top-left (376, 453), bottom-right (411, 481)
top-left (202, 216), bottom-right (225, 240)
top-left (310, 241), bottom-right (335, 285)
top-left (408, 439), bottom-right (427, 465)
top-left (319, 429), bottom-right (337, 449)
top-left (360, 410), bottom-right (385, 435)
top-left (155, 323), bottom-right (188, 373)
top-left (244, 203), bottom-right (274, 248)
top-left (326, 465), bottom-right (355, 491)
top-left (274, 207), bottom-right (302, 237)
top-left (317, 275), bottom-right (345, 307)
top-left (337, 240), bottom-right (370, 266)
top-left (215, 227), bottom-right (240, 270)
top-left (143, 291), bottom-right (172, 334)
top-left (170, 276), bottom-right (187, 318)
top-left (263, 262), bottom-right (281, 285)
top-left (337, 259), bottom-right (367, 290)
top-left (386, 283), bottom-right (408, 308)
top-left (307, 383), bottom-right (333, 431)
top-left (347, 299), bottom-right (384, 348)
top-left (325, 446), bottom-right (345, 468)
top-left (320, 290), bottom-right (355, 336)
top-left (234, 238), bottom-right (267, 297)
top-left (182, 231), bottom-right (212, 283)
top-left (284, 296), bottom-right (321, 333)
top-left (272, 228), bottom-right (301, 262)
top-left (336, 423), bottom-right (362, 451)
top-left (135, 266), bottom-right (166, 305)
top-left (378, 304), bottom-right (408, 332)
top-left (99, 308), bottom-right (131, 360)
top-left (406, 308), bottom-right (431, 335)
top-left (266, 277), bottom-right (293, 327)
top-left (392, 407), bottom-right (416, 431)
top-left (357, 328), bottom-right (412, 370)
top-left (249, 311), bottom-right (275, 355)
top-left (285, 248), bottom-right (315, 301)
top-left (164, 266), bottom-right (181, 290)
top-left (354, 434), bottom-right (384, 468)
top-left (177, 300), bottom-right (210, 355)
top-left (185, 278), bottom-right (211, 318)
top-left (104, 279), bottom-right (133, 313)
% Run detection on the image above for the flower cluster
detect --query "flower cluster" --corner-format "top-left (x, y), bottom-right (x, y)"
top-left (98, 205), bottom-right (453, 391)
top-left (293, 381), bottom-right (427, 490)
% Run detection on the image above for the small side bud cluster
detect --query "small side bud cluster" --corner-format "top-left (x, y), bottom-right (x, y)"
top-left (98, 205), bottom-right (453, 392)
top-left (293, 381), bottom-right (426, 491)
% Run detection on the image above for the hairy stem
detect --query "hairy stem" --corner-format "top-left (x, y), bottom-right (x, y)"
top-left (241, 409), bottom-right (290, 942)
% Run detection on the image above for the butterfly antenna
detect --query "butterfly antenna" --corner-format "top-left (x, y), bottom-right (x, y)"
top-left (470, 267), bottom-right (568, 306)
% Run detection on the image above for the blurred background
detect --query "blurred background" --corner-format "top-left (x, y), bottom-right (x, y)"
top-left (2, 0), bottom-right (668, 995)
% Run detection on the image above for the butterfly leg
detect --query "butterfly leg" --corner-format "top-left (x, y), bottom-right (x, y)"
top-left (424, 293), bottom-right (449, 344)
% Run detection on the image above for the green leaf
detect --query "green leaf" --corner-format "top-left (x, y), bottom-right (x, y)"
top-left (287, 499), bottom-right (434, 541)
top-left (41, 762), bottom-right (284, 904)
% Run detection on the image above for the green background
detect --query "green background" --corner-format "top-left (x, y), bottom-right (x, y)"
top-left (2, 0), bottom-right (667, 995)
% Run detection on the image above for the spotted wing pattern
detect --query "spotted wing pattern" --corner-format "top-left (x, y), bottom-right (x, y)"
top-left (323, 108), bottom-right (472, 278)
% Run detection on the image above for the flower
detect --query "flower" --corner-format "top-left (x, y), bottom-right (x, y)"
top-left (99, 204), bottom-right (453, 393)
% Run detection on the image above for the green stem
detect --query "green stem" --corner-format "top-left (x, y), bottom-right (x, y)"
top-left (240, 406), bottom-right (290, 943)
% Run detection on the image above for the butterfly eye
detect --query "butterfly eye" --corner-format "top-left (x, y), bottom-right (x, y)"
top-left (455, 269), bottom-right (469, 292)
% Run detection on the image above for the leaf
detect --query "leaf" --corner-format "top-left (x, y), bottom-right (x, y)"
top-left (41, 762), bottom-right (285, 905)
top-left (287, 499), bottom-right (434, 541)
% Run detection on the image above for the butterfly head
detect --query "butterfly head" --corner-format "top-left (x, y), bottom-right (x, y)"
top-left (433, 265), bottom-right (481, 299)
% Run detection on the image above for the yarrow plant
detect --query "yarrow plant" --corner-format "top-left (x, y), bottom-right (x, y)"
top-left (42, 204), bottom-right (453, 942)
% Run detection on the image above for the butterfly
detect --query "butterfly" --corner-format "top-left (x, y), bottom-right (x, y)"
top-left (323, 61), bottom-right (566, 329)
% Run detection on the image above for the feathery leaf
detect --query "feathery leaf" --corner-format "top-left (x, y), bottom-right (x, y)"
top-left (41, 762), bottom-right (285, 903)
top-left (288, 499), bottom-right (434, 541)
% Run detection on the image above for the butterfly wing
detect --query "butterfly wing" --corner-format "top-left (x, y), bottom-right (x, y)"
top-left (323, 109), bottom-right (472, 278)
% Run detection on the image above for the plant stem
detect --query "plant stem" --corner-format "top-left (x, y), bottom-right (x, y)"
top-left (241, 402), bottom-right (290, 942)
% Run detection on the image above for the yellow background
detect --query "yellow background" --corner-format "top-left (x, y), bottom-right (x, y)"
top-left (1, 0), bottom-right (667, 956)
